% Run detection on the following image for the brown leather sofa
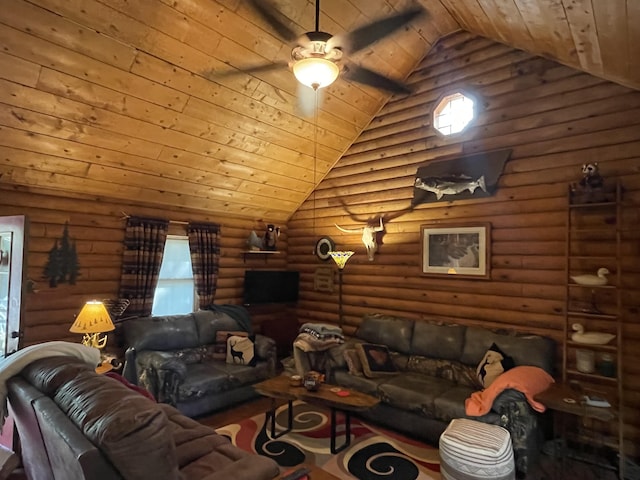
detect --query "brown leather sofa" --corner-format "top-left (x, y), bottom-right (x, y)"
top-left (7, 356), bottom-right (279, 480)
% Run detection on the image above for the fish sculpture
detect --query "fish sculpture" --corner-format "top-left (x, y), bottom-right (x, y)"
top-left (414, 174), bottom-right (487, 200)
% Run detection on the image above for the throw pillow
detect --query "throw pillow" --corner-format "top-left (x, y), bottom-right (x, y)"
top-left (343, 348), bottom-right (364, 376)
top-left (213, 330), bottom-right (248, 361)
top-left (226, 335), bottom-right (256, 366)
top-left (476, 343), bottom-right (515, 388)
top-left (356, 343), bottom-right (397, 378)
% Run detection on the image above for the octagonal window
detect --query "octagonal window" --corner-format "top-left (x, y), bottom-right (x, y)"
top-left (433, 91), bottom-right (475, 135)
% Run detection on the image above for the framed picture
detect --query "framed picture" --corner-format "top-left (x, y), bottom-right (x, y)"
top-left (421, 223), bottom-right (490, 279)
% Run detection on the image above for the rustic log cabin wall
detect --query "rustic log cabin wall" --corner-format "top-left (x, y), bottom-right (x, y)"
top-left (0, 186), bottom-right (289, 347)
top-left (287, 31), bottom-right (640, 456)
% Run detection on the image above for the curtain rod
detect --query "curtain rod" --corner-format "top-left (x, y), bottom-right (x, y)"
top-left (120, 212), bottom-right (188, 225)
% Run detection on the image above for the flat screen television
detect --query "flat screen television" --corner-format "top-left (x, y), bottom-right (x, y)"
top-left (243, 270), bottom-right (300, 305)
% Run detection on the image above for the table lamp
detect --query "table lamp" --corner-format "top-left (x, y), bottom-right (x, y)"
top-left (70, 300), bottom-right (115, 349)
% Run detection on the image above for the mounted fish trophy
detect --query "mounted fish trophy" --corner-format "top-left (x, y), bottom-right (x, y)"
top-left (335, 218), bottom-right (384, 261)
top-left (412, 150), bottom-right (511, 206)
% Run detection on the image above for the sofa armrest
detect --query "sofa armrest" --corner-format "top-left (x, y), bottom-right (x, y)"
top-left (134, 351), bottom-right (188, 405)
top-left (491, 388), bottom-right (543, 476)
top-left (254, 334), bottom-right (277, 376)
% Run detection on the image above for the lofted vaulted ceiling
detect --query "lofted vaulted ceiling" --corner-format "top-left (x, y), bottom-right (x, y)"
top-left (0, 0), bottom-right (638, 222)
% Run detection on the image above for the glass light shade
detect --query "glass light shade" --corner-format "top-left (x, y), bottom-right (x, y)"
top-left (292, 58), bottom-right (340, 89)
top-left (70, 301), bottom-right (115, 349)
top-left (329, 251), bottom-right (354, 269)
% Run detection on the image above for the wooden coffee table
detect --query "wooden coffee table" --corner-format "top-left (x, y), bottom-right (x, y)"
top-left (254, 375), bottom-right (379, 454)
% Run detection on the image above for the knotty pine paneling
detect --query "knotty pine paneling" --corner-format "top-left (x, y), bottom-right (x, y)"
top-left (0, 186), bottom-right (289, 349)
top-left (287, 31), bottom-right (640, 456)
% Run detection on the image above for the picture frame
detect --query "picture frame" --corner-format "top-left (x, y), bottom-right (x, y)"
top-left (421, 223), bottom-right (490, 279)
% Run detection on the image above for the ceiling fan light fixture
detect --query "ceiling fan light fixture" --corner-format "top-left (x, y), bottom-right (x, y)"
top-left (293, 57), bottom-right (339, 90)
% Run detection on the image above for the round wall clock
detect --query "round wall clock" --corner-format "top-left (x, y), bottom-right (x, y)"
top-left (314, 236), bottom-right (335, 261)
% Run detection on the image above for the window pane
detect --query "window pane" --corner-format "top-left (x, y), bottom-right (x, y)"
top-left (152, 279), bottom-right (194, 316)
top-left (152, 237), bottom-right (195, 316)
top-left (159, 238), bottom-right (193, 279)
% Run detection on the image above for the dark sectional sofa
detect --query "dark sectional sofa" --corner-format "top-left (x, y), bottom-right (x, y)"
top-left (123, 306), bottom-right (277, 418)
top-left (8, 356), bottom-right (279, 480)
top-left (325, 313), bottom-right (556, 476)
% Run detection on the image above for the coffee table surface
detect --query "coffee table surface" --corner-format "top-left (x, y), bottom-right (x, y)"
top-left (254, 375), bottom-right (379, 411)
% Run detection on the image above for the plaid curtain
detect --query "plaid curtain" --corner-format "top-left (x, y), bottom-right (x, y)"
top-left (187, 222), bottom-right (221, 309)
top-left (119, 216), bottom-right (169, 317)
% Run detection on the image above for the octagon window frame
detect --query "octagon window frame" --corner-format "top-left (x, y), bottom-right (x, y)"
top-left (432, 90), bottom-right (477, 137)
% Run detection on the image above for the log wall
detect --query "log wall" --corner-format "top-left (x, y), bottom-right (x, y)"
top-left (0, 186), bottom-right (289, 348)
top-left (286, 31), bottom-right (640, 456)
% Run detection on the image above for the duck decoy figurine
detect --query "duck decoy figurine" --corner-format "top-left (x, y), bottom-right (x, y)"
top-left (571, 323), bottom-right (616, 345)
top-left (570, 267), bottom-right (610, 286)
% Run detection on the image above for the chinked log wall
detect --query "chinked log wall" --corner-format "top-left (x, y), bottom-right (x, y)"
top-left (0, 187), bottom-right (289, 347)
top-left (286, 31), bottom-right (640, 456)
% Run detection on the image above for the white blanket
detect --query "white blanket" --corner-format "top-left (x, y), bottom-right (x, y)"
top-left (0, 341), bottom-right (101, 431)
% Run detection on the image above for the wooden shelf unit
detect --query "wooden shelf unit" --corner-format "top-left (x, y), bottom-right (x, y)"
top-left (563, 181), bottom-right (624, 478)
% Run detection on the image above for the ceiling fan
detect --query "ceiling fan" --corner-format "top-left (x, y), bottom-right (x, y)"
top-left (237, 0), bottom-right (426, 95)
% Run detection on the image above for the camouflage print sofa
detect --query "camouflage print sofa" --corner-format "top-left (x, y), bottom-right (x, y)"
top-left (123, 306), bottom-right (277, 418)
top-left (326, 313), bottom-right (555, 476)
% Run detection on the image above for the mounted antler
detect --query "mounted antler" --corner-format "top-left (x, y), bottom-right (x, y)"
top-left (335, 217), bottom-right (384, 261)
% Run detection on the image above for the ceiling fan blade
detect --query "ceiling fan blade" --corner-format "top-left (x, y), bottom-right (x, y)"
top-left (206, 61), bottom-right (289, 79)
top-left (339, 6), bottom-right (426, 54)
top-left (247, 0), bottom-right (299, 43)
top-left (343, 64), bottom-right (412, 94)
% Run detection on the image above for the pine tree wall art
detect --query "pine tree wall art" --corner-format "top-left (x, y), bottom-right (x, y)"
top-left (43, 222), bottom-right (80, 287)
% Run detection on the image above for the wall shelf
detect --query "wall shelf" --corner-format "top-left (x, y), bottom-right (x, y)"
top-left (242, 250), bottom-right (280, 263)
top-left (563, 181), bottom-right (624, 476)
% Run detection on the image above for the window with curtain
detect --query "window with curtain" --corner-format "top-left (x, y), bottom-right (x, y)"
top-left (151, 235), bottom-right (195, 316)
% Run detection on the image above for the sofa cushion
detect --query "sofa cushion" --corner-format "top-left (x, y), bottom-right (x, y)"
top-left (179, 364), bottom-right (232, 400)
top-left (476, 343), bottom-right (514, 388)
top-left (20, 356), bottom-right (94, 396)
top-left (432, 385), bottom-right (477, 423)
top-left (377, 374), bottom-right (453, 418)
top-left (212, 330), bottom-right (248, 361)
top-left (461, 327), bottom-right (555, 374)
top-left (357, 314), bottom-right (414, 354)
top-left (194, 310), bottom-right (244, 345)
top-left (356, 343), bottom-right (397, 377)
top-left (344, 349), bottom-right (364, 376)
top-left (406, 356), bottom-right (479, 389)
top-left (54, 371), bottom-right (179, 480)
top-left (410, 322), bottom-right (466, 361)
top-left (125, 314), bottom-right (200, 351)
top-left (333, 370), bottom-right (389, 397)
top-left (226, 335), bottom-right (256, 367)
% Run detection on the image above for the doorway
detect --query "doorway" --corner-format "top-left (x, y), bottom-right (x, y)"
top-left (0, 215), bottom-right (26, 358)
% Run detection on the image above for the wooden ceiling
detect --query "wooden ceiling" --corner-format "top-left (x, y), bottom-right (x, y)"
top-left (1, 0), bottom-right (638, 222)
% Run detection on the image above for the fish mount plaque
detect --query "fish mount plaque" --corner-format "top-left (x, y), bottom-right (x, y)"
top-left (412, 149), bottom-right (511, 206)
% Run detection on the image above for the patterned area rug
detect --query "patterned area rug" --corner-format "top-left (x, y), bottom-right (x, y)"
top-left (215, 401), bottom-right (441, 480)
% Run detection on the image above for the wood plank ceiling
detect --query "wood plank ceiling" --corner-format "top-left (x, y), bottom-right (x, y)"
top-left (0, 0), bottom-right (638, 222)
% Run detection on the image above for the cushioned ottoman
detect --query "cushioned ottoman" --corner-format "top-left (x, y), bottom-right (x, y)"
top-left (439, 418), bottom-right (515, 480)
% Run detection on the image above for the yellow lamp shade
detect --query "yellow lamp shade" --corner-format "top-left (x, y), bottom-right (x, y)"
top-left (70, 301), bottom-right (114, 349)
top-left (329, 251), bottom-right (354, 269)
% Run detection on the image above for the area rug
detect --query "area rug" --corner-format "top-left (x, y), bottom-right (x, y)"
top-left (215, 401), bottom-right (441, 479)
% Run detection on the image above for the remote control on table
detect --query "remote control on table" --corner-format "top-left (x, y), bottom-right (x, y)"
top-left (280, 467), bottom-right (311, 480)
